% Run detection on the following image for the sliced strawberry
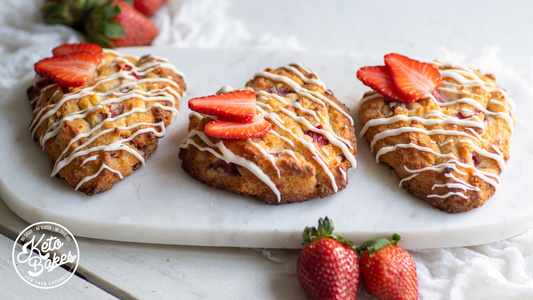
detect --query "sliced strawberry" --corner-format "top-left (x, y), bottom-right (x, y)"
top-left (34, 52), bottom-right (99, 87)
top-left (189, 90), bottom-right (256, 122)
top-left (205, 115), bottom-right (271, 139)
top-left (384, 53), bottom-right (442, 101)
top-left (52, 43), bottom-right (103, 59)
top-left (357, 66), bottom-right (411, 102)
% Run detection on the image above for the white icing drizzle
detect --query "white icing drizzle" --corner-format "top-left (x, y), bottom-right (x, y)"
top-left (280, 63), bottom-right (326, 88)
top-left (361, 63), bottom-right (514, 200)
top-left (427, 191), bottom-right (468, 200)
top-left (31, 52), bottom-right (185, 189)
top-left (248, 139), bottom-right (281, 178)
top-left (399, 173), bottom-right (419, 188)
top-left (375, 142), bottom-right (457, 163)
top-left (253, 70), bottom-right (354, 125)
top-left (269, 130), bottom-right (295, 147)
top-left (216, 85), bottom-right (235, 94)
top-left (189, 111), bottom-right (203, 119)
top-left (75, 163), bottom-right (124, 191)
top-left (370, 127), bottom-right (479, 151)
top-left (282, 149), bottom-right (298, 160)
top-left (357, 92), bottom-right (383, 109)
top-left (360, 114), bottom-right (484, 137)
top-left (439, 139), bottom-right (454, 146)
top-left (257, 90), bottom-right (324, 123)
top-left (81, 155), bottom-right (99, 166)
top-left (257, 106), bottom-right (339, 195)
top-left (339, 167), bottom-right (347, 181)
top-left (279, 107), bottom-right (355, 154)
top-left (52, 120), bottom-right (166, 177)
top-left (432, 61), bottom-right (516, 113)
top-left (180, 130), bottom-right (281, 200)
top-left (460, 139), bottom-right (506, 172)
top-left (432, 173), bottom-right (480, 192)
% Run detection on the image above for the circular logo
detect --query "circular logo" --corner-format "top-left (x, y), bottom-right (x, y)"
top-left (12, 221), bottom-right (80, 289)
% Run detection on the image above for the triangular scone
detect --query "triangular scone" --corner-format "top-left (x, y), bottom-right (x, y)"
top-left (27, 50), bottom-right (186, 195)
top-left (358, 62), bottom-right (514, 213)
top-left (179, 64), bottom-right (357, 204)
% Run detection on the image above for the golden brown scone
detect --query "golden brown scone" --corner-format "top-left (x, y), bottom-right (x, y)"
top-left (179, 63), bottom-right (357, 204)
top-left (27, 50), bottom-right (186, 195)
top-left (358, 62), bottom-right (514, 213)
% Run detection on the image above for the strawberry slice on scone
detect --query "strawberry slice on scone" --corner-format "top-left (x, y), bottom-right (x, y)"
top-left (384, 53), bottom-right (442, 101)
top-left (189, 90), bottom-right (257, 123)
top-left (52, 43), bottom-right (103, 59)
top-left (204, 115), bottom-right (272, 139)
top-left (357, 53), bottom-right (442, 103)
top-left (357, 66), bottom-right (411, 103)
top-left (34, 51), bottom-right (100, 87)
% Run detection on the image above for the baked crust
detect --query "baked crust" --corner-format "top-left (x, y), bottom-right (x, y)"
top-left (358, 63), bottom-right (514, 213)
top-left (28, 51), bottom-right (186, 195)
top-left (179, 64), bottom-right (357, 204)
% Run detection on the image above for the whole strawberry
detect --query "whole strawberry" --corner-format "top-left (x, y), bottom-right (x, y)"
top-left (358, 234), bottom-right (417, 300)
top-left (41, 0), bottom-right (159, 48)
top-left (85, 1), bottom-right (158, 48)
top-left (297, 217), bottom-right (359, 300)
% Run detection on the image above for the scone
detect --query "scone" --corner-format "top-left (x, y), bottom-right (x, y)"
top-left (28, 48), bottom-right (186, 195)
top-left (179, 63), bottom-right (357, 204)
top-left (358, 58), bottom-right (515, 213)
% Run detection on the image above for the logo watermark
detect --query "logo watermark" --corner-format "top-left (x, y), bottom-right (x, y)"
top-left (12, 221), bottom-right (80, 289)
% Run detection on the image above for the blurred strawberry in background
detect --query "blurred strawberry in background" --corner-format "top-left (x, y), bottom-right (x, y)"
top-left (133, 0), bottom-right (168, 17)
top-left (41, 0), bottom-right (167, 48)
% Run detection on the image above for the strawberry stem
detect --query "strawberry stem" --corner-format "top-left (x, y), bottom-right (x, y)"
top-left (357, 233), bottom-right (402, 257)
top-left (301, 217), bottom-right (358, 250)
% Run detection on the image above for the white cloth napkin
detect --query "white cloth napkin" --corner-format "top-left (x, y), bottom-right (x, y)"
top-left (1, 0), bottom-right (532, 299)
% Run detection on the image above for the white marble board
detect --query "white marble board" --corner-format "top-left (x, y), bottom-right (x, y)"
top-left (1, 48), bottom-right (532, 249)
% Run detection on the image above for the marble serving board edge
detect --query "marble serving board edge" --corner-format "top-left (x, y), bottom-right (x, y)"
top-left (1, 48), bottom-right (532, 250)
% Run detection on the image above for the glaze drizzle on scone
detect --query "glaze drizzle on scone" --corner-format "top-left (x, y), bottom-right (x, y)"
top-left (28, 49), bottom-right (186, 195)
top-left (179, 63), bottom-right (357, 204)
top-left (359, 61), bottom-right (514, 213)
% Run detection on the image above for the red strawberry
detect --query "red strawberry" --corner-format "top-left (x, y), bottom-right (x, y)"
top-left (205, 115), bottom-right (271, 139)
top-left (41, 1), bottom-right (158, 48)
top-left (85, 1), bottom-right (158, 48)
top-left (189, 90), bottom-right (257, 123)
top-left (357, 66), bottom-right (411, 103)
top-left (134, 0), bottom-right (168, 17)
top-left (384, 53), bottom-right (442, 102)
top-left (297, 217), bottom-right (359, 300)
top-left (359, 234), bottom-right (418, 300)
top-left (110, 1), bottom-right (158, 47)
top-left (52, 43), bottom-right (103, 59)
top-left (34, 52), bottom-right (100, 87)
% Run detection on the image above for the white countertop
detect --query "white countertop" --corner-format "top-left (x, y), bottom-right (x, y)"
top-left (1, 0), bottom-right (533, 299)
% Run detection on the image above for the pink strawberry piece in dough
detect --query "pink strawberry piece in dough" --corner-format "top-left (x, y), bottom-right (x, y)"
top-left (304, 125), bottom-right (329, 147)
top-left (210, 160), bottom-right (240, 175)
top-left (266, 87), bottom-right (295, 97)
top-left (432, 89), bottom-right (448, 103)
